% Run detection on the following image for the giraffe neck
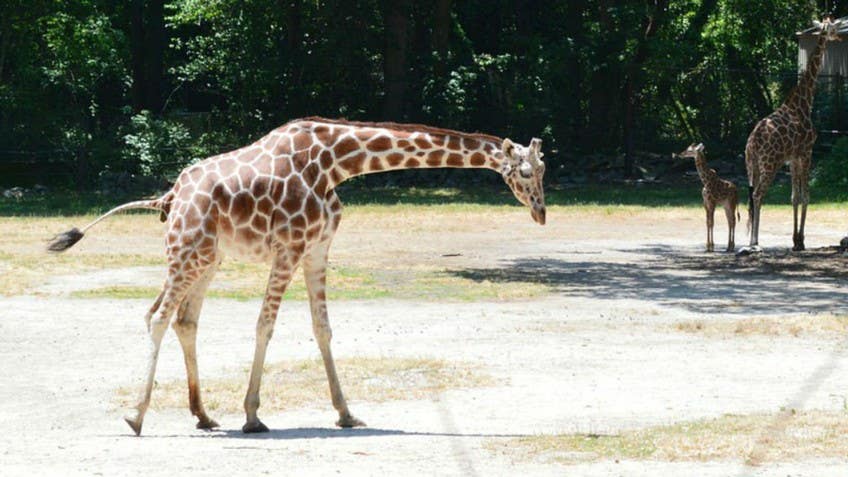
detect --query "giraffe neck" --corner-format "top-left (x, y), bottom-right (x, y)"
top-left (303, 120), bottom-right (504, 187)
top-left (693, 152), bottom-right (715, 185)
top-left (786, 33), bottom-right (828, 115)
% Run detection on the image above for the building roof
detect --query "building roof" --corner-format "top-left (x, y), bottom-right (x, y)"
top-left (796, 16), bottom-right (848, 38)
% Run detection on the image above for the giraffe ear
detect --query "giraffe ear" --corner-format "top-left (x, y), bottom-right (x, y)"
top-left (696, 143), bottom-right (705, 152)
top-left (502, 138), bottom-right (515, 158)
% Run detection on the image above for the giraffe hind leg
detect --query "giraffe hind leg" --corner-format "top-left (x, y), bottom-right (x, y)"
top-left (124, 260), bottom-right (209, 436)
top-left (172, 263), bottom-right (219, 430)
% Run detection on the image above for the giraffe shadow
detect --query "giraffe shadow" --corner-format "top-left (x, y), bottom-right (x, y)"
top-left (182, 427), bottom-right (529, 440)
top-left (450, 245), bottom-right (848, 315)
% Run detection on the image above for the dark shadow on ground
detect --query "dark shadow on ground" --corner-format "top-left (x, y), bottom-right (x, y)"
top-left (166, 427), bottom-right (529, 440)
top-left (451, 245), bottom-right (848, 315)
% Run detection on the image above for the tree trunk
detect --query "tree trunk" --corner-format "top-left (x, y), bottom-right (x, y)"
top-left (146, 0), bottom-right (166, 113)
top-left (130, 0), bottom-right (166, 113)
top-left (130, 0), bottom-right (145, 112)
top-left (279, 0), bottom-right (303, 116)
top-left (622, 0), bottom-right (668, 179)
top-left (381, 0), bottom-right (410, 120)
top-left (0, 12), bottom-right (12, 81)
top-left (587, 0), bottom-right (618, 150)
top-left (433, 0), bottom-right (451, 74)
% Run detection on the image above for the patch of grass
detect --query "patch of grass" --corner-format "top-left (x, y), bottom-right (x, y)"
top-left (675, 315), bottom-right (848, 338)
top-left (0, 250), bottom-right (164, 296)
top-left (69, 265), bottom-right (546, 301)
top-left (115, 357), bottom-right (494, 413)
top-left (493, 409), bottom-right (848, 464)
top-left (9, 182), bottom-right (848, 218)
top-left (397, 270), bottom-right (544, 301)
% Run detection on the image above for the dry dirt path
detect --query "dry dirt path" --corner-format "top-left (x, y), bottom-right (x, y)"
top-left (2, 206), bottom-right (848, 476)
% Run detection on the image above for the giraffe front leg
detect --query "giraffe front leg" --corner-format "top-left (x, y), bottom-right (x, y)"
top-left (242, 252), bottom-right (297, 433)
top-left (172, 265), bottom-right (219, 430)
top-left (303, 248), bottom-right (365, 428)
top-left (705, 205), bottom-right (715, 252)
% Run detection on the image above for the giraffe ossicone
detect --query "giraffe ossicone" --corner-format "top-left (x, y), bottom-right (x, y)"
top-left (677, 143), bottom-right (739, 253)
top-left (47, 117), bottom-right (547, 435)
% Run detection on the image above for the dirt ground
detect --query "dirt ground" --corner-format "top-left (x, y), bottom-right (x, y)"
top-left (3, 205), bottom-right (848, 476)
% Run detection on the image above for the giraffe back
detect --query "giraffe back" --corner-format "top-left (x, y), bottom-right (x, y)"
top-left (165, 129), bottom-right (339, 263)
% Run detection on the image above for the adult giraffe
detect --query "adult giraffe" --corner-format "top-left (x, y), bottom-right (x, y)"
top-left (744, 17), bottom-right (844, 252)
top-left (48, 117), bottom-right (547, 435)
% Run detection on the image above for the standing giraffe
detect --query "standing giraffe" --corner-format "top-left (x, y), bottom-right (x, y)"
top-left (676, 143), bottom-right (739, 252)
top-left (745, 17), bottom-right (844, 252)
top-left (47, 117), bottom-right (547, 435)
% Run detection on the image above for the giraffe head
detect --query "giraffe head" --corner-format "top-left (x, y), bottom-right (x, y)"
top-left (501, 137), bottom-right (546, 225)
top-left (813, 17), bottom-right (844, 42)
top-left (676, 143), bottom-right (704, 160)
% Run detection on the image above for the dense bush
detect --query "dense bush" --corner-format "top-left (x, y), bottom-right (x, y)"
top-left (122, 111), bottom-right (192, 178)
top-left (812, 137), bottom-right (848, 189)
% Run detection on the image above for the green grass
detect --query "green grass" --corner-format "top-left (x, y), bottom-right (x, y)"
top-left (4, 183), bottom-right (847, 299)
top-left (6, 182), bottom-right (846, 217)
top-left (69, 265), bottom-right (547, 301)
top-left (493, 409), bottom-right (848, 464)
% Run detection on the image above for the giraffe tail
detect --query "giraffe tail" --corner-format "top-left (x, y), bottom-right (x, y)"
top-left (47, 192), bottom-right (173, 253)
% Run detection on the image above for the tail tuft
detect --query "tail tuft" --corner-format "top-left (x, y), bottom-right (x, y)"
top-left (47, 227), bottom-right (84, 252)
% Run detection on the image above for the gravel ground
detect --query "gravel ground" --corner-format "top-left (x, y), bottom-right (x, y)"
top-left (2, 206), bottom-right (848, 476)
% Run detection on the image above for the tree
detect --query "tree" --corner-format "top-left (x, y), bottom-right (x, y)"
top-left (381, 0), bottom-right (411, 120)
top-left (130, 0), bottom-right (166, 113)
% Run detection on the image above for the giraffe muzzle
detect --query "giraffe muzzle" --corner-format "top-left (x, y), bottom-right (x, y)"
top-left (532, 206), bottom-right (546, 225)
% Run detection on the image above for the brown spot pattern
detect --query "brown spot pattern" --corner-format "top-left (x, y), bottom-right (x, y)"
top-left (366, 136), bottom-right (393, 152)
top-left (426, 150), bottom-right (444, 166)
top-left (334, 137), bottom-right (359, 157)
top-left (387, 153), bottom-right (404, 167)
top-left (447, 153), bottom-right (464, 167)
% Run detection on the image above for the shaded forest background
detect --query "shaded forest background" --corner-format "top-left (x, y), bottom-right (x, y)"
top-left (1, 0), bottom-right (846, 190)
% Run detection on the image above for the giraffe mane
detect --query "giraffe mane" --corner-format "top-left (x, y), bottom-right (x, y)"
top-left (293, 116), bottom-right (505, 145)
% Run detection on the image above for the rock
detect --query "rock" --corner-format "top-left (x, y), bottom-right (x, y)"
top-left (3, 187), bottom-right (25, 199)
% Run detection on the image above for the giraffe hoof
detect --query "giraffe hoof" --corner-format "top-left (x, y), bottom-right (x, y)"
top-left (196, 417), bottom-right (219, 430)
top-left (792, 244), bottom-right (805, 252)
top-left (123, 415), bottom-right (143, 436)
top-left (242, 420), bottom-right (269, 433)
top-left (336, 414), bottom-right (366, 428)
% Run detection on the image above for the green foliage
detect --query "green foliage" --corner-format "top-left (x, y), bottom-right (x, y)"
top-left (41, 10), bottom-right (128, 97)
top-left (122, 111), bottom-right (192, 177)
top-left (812, 137), bottom-right (848, 189)
top-left (2, 0), bottom-right (846, 188)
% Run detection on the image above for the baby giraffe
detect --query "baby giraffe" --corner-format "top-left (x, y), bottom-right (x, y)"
top-left (677, 143), bottom-right (740, 252)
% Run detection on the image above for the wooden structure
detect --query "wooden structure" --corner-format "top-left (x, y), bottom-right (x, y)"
top-left (797, 16), bottom-right (848, 75)
top-left (797, 17), bottom-right (848, 134)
